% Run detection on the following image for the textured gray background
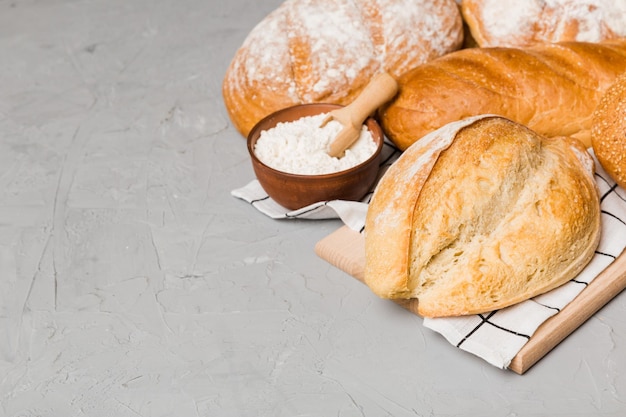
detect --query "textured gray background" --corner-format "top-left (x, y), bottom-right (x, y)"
top-left (1, 0), bottom-right (625, 416)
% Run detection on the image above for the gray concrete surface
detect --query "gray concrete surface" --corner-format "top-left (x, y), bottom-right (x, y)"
top-left (1, 1), bottom-right (625, 416)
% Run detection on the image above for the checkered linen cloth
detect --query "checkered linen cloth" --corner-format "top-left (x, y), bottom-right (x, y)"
top-left (232, 141), bottom-right (626, 369)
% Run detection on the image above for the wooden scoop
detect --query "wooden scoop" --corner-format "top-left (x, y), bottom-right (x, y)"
top-left (321, 72), bottom-right (398, 158)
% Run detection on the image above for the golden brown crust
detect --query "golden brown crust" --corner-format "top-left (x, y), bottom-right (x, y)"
top-left (591, 71), bottom-right (626, 189)
top-left (222, 0), bottom-right (464, 137)
top-left (380, 40), bottom-right (626, 151)
top-left (363, 116), bottom-right (485, 299)
top-left (364, 116), bottom-right (601, 317)
top-left (461, 0), bottom-right (626, 48)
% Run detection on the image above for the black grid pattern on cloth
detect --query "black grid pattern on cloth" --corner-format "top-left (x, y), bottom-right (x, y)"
top-left (234, 140), bottom-right (402, 222)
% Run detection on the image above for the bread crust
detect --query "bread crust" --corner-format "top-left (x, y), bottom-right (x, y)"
top-left (462, 0), bottom-right (626, 48)
top-left (364, 116), bottom-right (601, 317)
top-left (380, 40), bottom-right (626, 151)
top-left (592, 71), bottom-right (626, 189)
top-left (222, 0), bottom-right (463, 137)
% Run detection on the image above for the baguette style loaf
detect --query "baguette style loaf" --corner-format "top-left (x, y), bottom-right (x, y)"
top-left (462, 0), bottom-right (626, 48)
top-left (364, 116), bottom-right (601, 317)
top-left (380, 40), bottom-right (626, 151)
top-left (222, 0), bottom-right (463, 137)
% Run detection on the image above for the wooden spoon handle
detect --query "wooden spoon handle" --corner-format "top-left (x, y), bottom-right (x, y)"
top-left (328, 72), bottom-right (398, 157)
top-left (345, 72), bottom-right (398, 127)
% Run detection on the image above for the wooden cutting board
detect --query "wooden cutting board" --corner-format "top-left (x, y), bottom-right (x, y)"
top-left (315, 225), bottom-right (626, 374)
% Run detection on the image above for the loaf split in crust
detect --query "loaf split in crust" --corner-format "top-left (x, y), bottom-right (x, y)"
top-left (592, 71), bottom-right (626, 189)
top-left (462, 0), bottom-right (626, 48)
top-left (364, 116), bottom-right (601, 317)
top-left (380, 40), bottom-right (626, 151)
top-left (222, 0), bottom-right (463, 137)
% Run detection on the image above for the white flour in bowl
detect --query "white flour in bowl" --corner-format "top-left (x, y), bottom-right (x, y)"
top-left (253, 113), bottom-right (378, 175)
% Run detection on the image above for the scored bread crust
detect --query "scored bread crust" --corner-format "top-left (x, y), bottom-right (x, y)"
top-left (380, 40), bottom-right (626, 151)
top-left (591, 71), bottom-right (626, 189)
top-left (461, 0), bottom-right (626, 48)
top-left (364, 116), bottom-right (601, 317)
top-left (222, 0), bottom-right (463, 137)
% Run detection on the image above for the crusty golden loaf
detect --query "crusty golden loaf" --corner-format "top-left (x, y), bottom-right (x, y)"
top-left (222, 0), bottom-right (463, 137)
top-left (592, 71), bottom-right (626, 189)
top-left (462, 0), bottom-right (626, 48)
top-left (380, 40), bottom-right (626, 151)
top-left (364, 116), bottom-right (601, 317)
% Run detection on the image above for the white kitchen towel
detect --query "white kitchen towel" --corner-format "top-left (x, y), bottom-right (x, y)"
top-left (232, 146), bottom-right (626, 369)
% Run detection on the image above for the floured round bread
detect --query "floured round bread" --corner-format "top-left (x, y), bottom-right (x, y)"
top-left (222, 0), bottom-right (464, 137)
top-left (462, 0), bottom-right (626, 48)
top-left (364, 116), bottom-right (601, 317)
top-left (592, 71), bottom-right (626, 189)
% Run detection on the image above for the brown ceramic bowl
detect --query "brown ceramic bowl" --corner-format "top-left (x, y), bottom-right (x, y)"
top-left (247, 103), bottom-right (384, 210)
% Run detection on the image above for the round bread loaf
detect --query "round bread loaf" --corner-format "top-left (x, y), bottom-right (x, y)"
top-left (222, 0), bottom-right (464, 137)
top-left (365, 116), bottom-right (601, 317)
top-left (592, 72), bottom-right (626, 189)
top-left (462, 0), bottom-right (626, 48)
